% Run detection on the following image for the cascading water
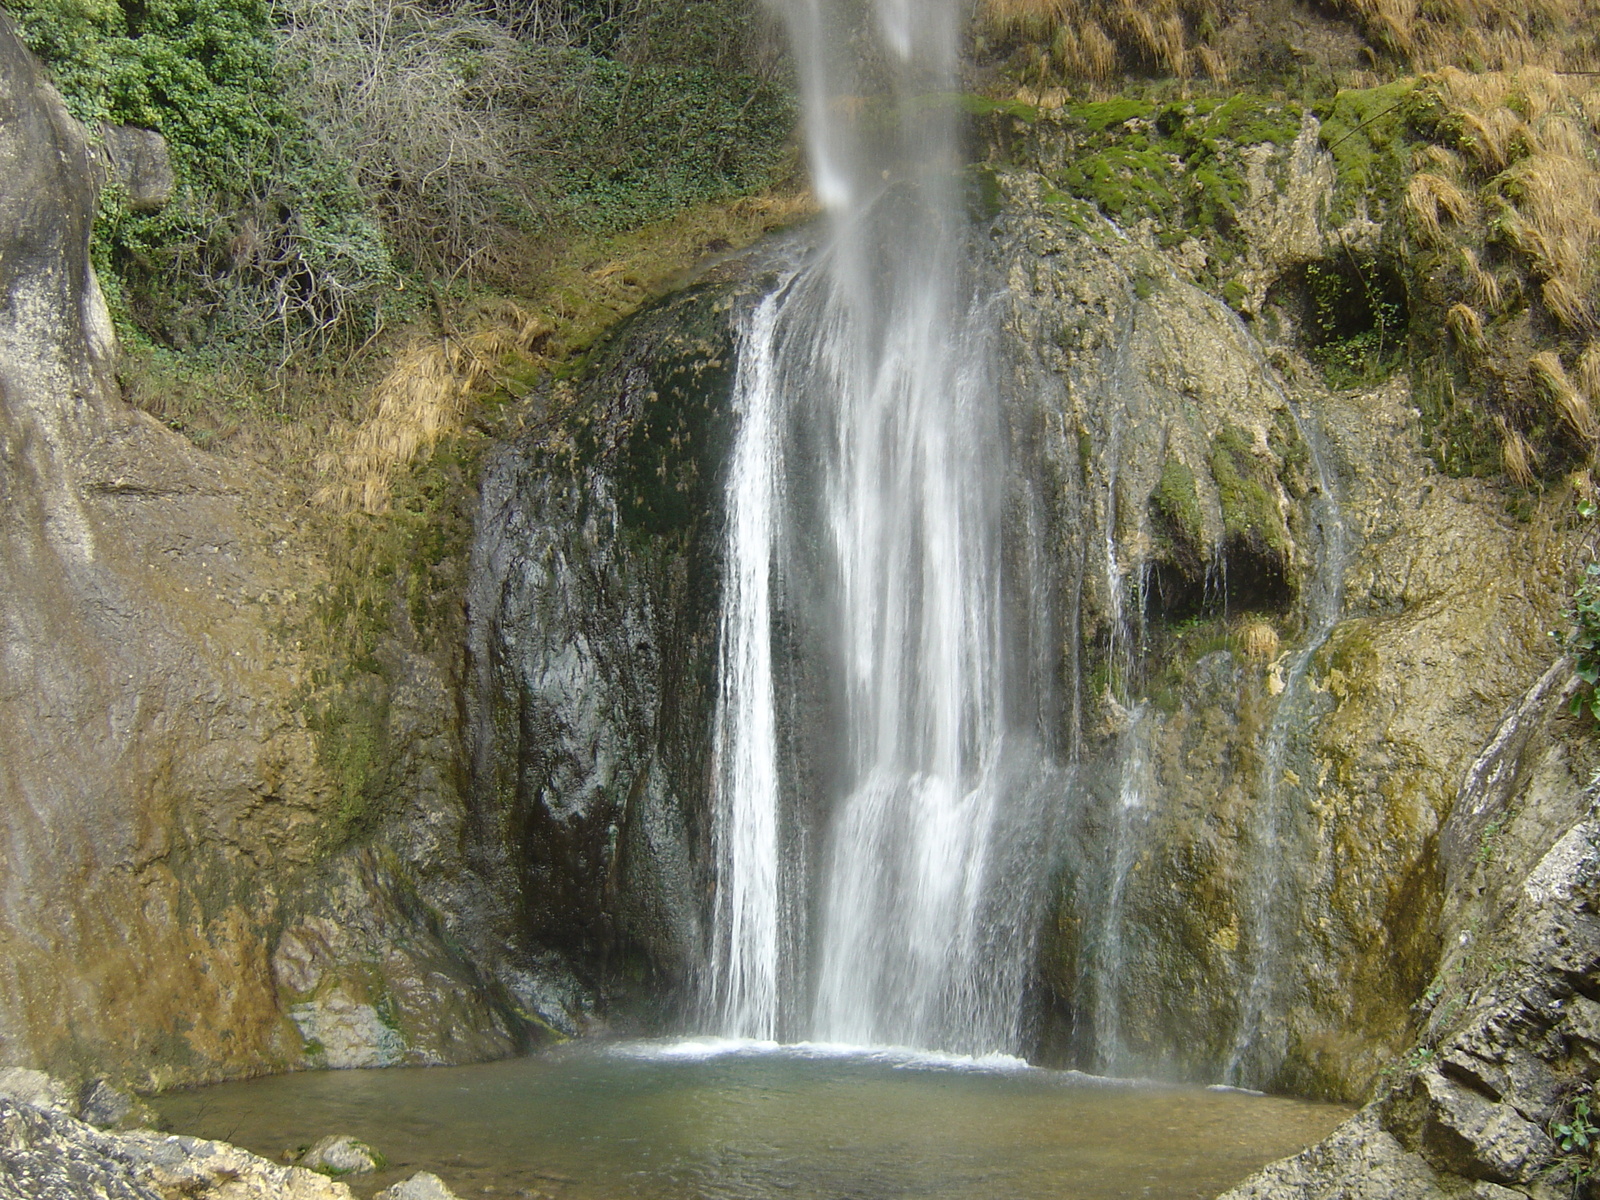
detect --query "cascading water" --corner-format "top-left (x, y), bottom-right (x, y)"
top-left (706, 0), bottom-right (1057, 1054)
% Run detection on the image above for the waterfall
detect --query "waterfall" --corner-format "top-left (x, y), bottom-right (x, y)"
top-left (705, 0), bottom-right (1056, 1054)
top-left (1220, 397), bottom-right (1352, 1088)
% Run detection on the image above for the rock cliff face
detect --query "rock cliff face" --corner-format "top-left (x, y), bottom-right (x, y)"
top-left (0, 14), bottom-right (538, 1089)
top-left (467, 107), bottom-right (1580, 1114)
top-left (3, 19), bottom-right (1596, 1200)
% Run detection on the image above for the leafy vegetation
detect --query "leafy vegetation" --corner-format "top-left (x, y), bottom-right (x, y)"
top-left (9, 0), bottom-right (793, 373)
top-left (9, 0), bottom-right (392, 363)
top-left (1550, 1084), bottom-right (1600, 1187)
top-left (1560, 499), bottom-right (1600, 721)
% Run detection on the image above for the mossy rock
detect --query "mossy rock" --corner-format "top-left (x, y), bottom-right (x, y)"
top-left (1208, 424), bottom-right (1295, 612)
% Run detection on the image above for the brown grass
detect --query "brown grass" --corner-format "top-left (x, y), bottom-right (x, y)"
top-left (1531, 349), bottom-right (1600, 442)
top-left (1406, 172), bottom-right (1476, 243)
top-left (1542, 277), bottom-right (1593, 330)
top-left (1241, 619), bottom-right (1281, 662)
top-left (1456, 106), bottom-right (1525, 172)
top-left (1457, 246), bottom-right (1505, 312)
top-left (978, 0), bottom-right (1595, 86)
top-left (309, 188), bottom-right (816, 512)
top-left (1420, 67), bottom-right (1600, 332)
top-left (977, 0), bottom-right (1229, 83)
top-left (1447, 302), bottom-right (1488, 353)
top-left (1341, 0), bottom-right (1599, 73)
top-left (1498, 415), bottom-right (1537, 485)
top-left (1578, 342), bottom-right (1600, 401)
top-left (313, 302), bottom-right (548, 512)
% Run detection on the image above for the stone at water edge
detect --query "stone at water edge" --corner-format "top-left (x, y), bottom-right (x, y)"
top-left (302, 1133), bottom-right (385, 1174)
top-left (0, 1067), bottom-right (75, 1117)
top-left (375, 1172), bottom-right (464, 1200)
top-left (79, 1077), bottom-right (164, 1131)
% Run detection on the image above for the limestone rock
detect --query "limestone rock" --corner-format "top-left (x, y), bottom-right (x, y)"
top-left (98, 124), bottom-right (173, 213)
top-left (375, 1172), bottom-right (463, 1200)
top-left (0, 14), bottom-right (542, 1087)
top-left (1226, 682), bottom-right (1600, 1196)
top-left (0, 1068), bottom-right (74, 1118)
top-left (1403, 1070), bottom-right (1555, 1184)
top-left (120, 1129), bottom-right (356, 1199)
top-left (0, 1098), bottom-right (352, 1200)
top-left (1218, 1109), bottom-right (1458, 1200)
top-left (300, 1134), bottom-right (383, 1175)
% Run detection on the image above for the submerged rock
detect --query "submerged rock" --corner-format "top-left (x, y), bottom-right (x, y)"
top-left (78, 1079), bottom-right (162, 1132)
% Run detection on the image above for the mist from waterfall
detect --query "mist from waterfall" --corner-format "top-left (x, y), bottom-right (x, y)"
top-left (706, 0), bottom-right (1057, 1055)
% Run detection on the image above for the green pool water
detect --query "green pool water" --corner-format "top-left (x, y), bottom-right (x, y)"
top-left (153, 1040), bottom-right (1350, 1200)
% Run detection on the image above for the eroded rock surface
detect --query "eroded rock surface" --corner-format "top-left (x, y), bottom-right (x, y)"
top-left (1222, 673), bottom-right (1599, 1198)
top-left (0, 1097), bottom-right (351, 1200)
top-left (0, 13), bottom-right (537, 1088)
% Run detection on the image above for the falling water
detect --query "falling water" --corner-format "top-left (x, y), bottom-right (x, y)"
top-left (706, 0), bottom-right (1055, 1054)
top-left (1223, 394), bottom-right (1352, 1087)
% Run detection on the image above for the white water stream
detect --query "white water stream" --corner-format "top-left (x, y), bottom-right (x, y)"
top-left (706, 0), bottom-right (1054, 1054)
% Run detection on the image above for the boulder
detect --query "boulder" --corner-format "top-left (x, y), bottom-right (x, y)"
top-left (0, 1068), bottom-right (74, 1118)
top-left (375, 1172), bottom-right (464, 1200)
top-left (301, 1134), bottom-right (384, 1175)
top-left (0, 1097), bottom-right (353, 1200)
top-left (98, 124), bottom-right (173, 213)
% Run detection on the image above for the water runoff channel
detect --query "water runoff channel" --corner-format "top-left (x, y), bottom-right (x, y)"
top-left (155, 3), bottom-right (1352, 1195)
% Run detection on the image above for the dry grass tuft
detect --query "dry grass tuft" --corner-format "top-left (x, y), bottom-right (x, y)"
top-left (314, 302), bottom-right (548, 512)
top-left (1406, 171), bottom-right (1477, 242)
top-left (1341, 0), bottom-right (1598, 74)
top-left (1457, 105), bottom-right (1525, 172)
top-left (1457, 245), bottom-right (1505, 311)
top-left (980, 0), bottom-right (1595, 86)
top-left (977, 0), bottom-right (1229, 83)
top-left (1498, 415), bottom-right (1537, 485)
top-left (1543, 276), bottom-right (1593, 330)
top-left (1531, 349), bottom-right (1600, 442)
top-left (1414, 143), bottom-right (1464, 175)
top-left (1422, 67), bottom-right (1600, 332)
top-left (1578, 342), bottom-right (1600, 401)
top-left (1241, 619), bottom-right (1281, 662)
top-left (1447, 302), bottom-right (1488, 353)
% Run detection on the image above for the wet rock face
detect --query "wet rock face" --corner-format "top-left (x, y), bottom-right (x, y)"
top-left (466, 269), bottom-right (770, 1021)
top-left (993, 153), bottom-right (1568, 1095)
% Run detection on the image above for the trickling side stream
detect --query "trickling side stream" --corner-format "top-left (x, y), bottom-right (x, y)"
top-left (706, 0), bottom-right (1058, 1055)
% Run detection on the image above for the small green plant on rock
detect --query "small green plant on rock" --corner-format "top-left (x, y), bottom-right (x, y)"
top-left (1559, 499), bottom-right (1600, 721)
top-left (1551, 1086), bottom-right (1600, 1188)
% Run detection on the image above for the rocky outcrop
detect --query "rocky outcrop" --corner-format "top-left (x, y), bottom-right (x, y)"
top-left (464, 255), bottom-right (785, 1021)
top-left (991, 146), bottom-right (1572, 1096)
top-left (0, 12), bottom-right (536, 1089)
top-left (1223, 673), bottom-right (1600, 1197)
top-left (0, 1096), bottom-right (352, 1200)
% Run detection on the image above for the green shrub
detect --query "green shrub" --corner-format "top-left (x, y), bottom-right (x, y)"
top-left (546, 49), bottom-right (793, 234)
top-left (1563, 500), bottom-right (1600, 721)
top-left (11, 0), bottom-right (393, 362)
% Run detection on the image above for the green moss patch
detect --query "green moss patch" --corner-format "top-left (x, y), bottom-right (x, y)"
top-left (1039, 93), bottom-right (1303, 294)
top-left (1209, 424), bottom-right (1290, 559)
top-left (1316, 79), bottom-right (1420, 222)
